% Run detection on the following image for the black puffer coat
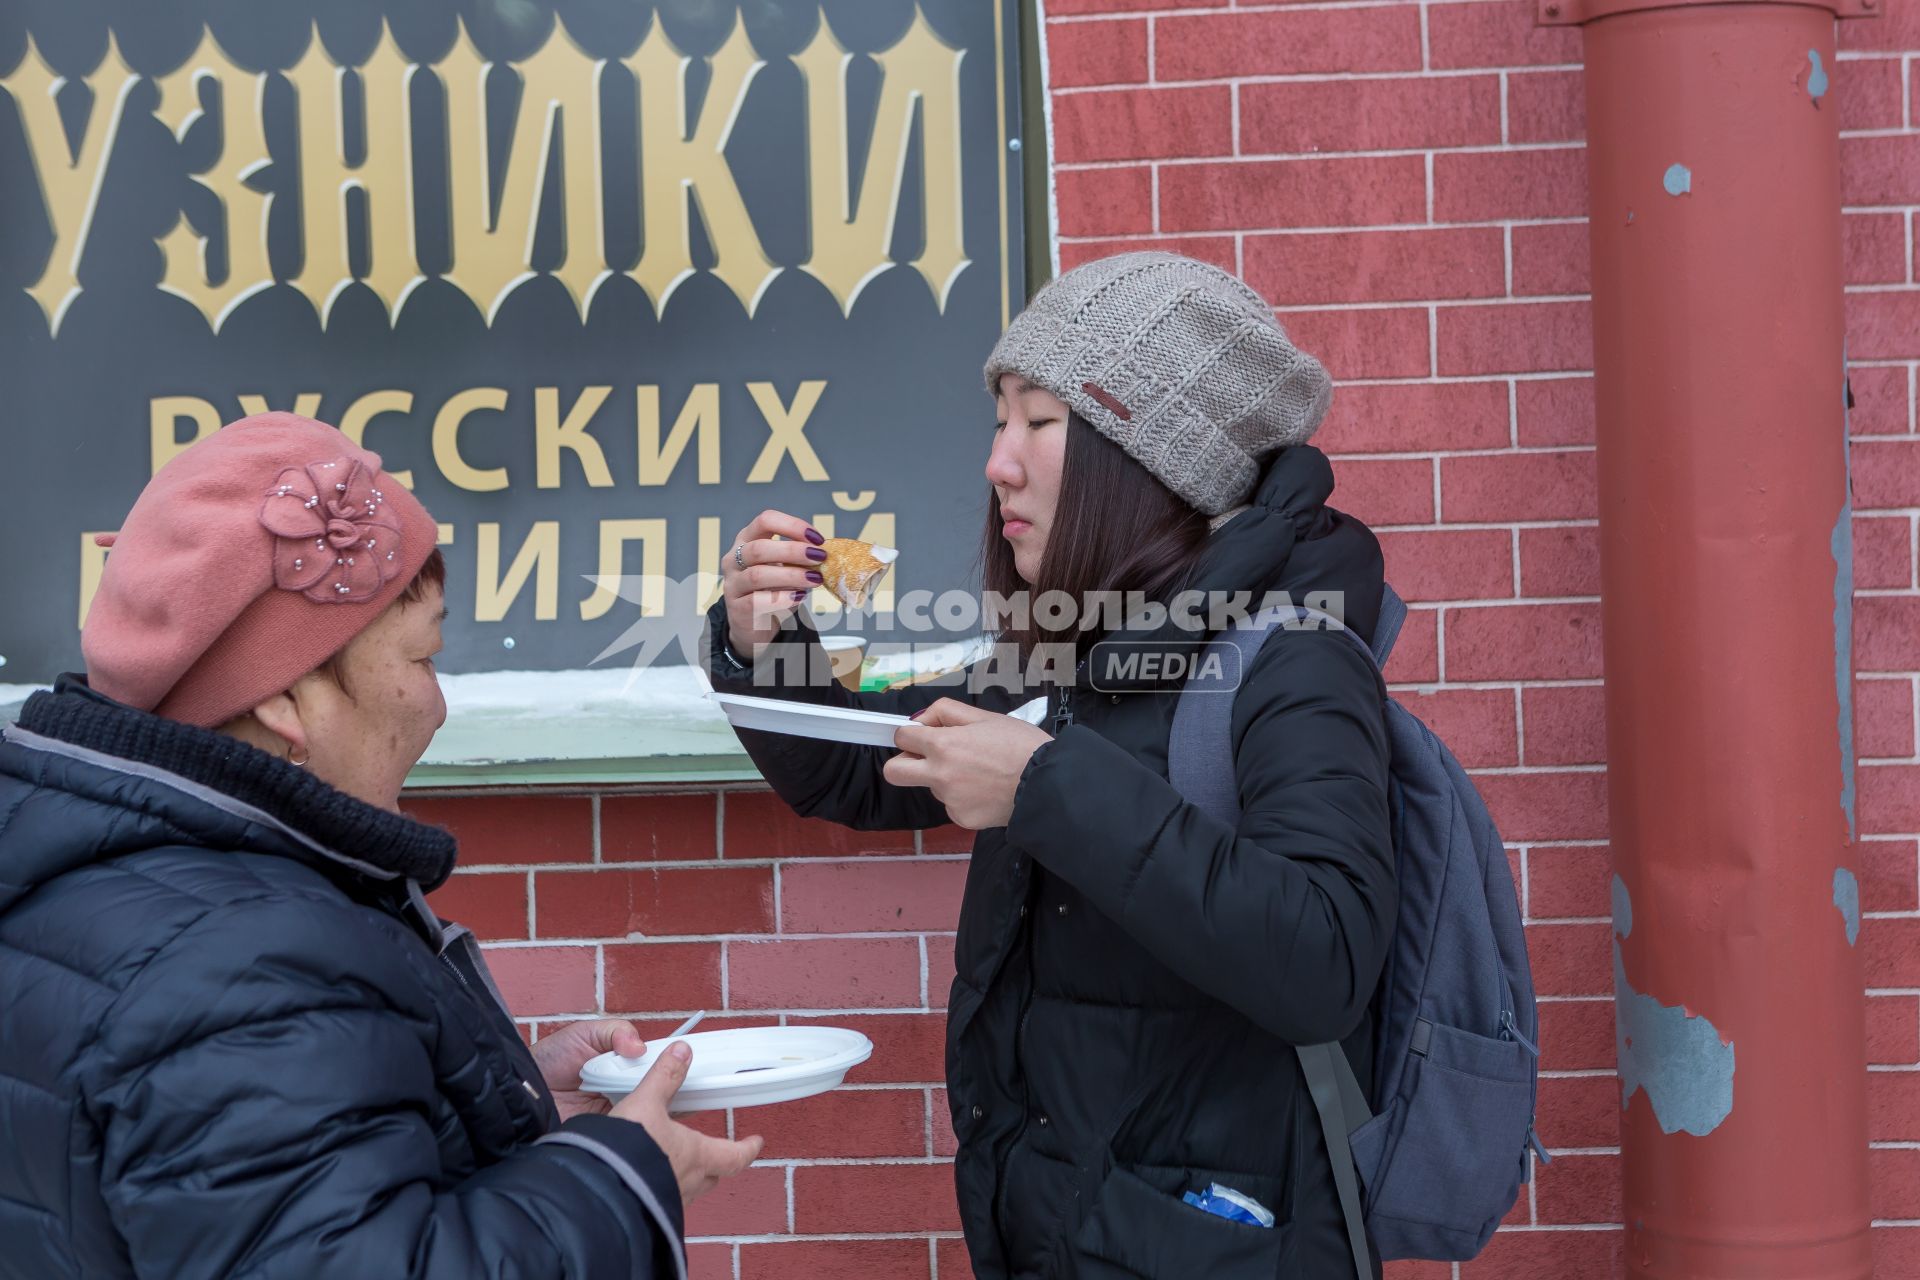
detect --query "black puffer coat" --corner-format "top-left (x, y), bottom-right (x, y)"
top-left (0, 679), bottom-right (684, 1280)
top-left (709, 446), bottom-right (1396, 1278)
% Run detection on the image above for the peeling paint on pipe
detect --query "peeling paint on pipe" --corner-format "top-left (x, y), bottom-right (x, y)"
top-left (1834, 868), bottom-right (1860, 946)
top-left (1807, 50), bottom-right (1830, 102)
top-left (1613, 877), bottom-right (1737, 1137)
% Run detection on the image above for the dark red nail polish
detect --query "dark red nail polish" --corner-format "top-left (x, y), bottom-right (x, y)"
top-left (805, 527), bottom-right (825, 546)
top-left (805, 570), bottom-right (824, 584)
top-left (909, 708), bottom-right (925, 720)
top-left (806, 547), bottom-right (828, 562)
top-left (791, 590), bottom-right (809, 601)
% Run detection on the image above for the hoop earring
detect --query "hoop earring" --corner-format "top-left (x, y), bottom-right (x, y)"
top-left (287, 745), bottom-right (310, 768)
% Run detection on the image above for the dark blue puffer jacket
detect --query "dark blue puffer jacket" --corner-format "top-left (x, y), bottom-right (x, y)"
top-left (0, 678), bottom-right (685, 1280)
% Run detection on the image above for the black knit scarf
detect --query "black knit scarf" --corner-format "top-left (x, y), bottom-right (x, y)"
top-left (17, 675), bottom-right (457, 889)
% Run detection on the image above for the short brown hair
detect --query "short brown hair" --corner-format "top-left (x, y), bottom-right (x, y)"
top-left (318, 548), bottom-right (446, 697)
top-left (400, 546), bottom-right (447, 605)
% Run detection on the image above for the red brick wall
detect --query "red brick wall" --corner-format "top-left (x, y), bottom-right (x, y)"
top-left (409, 791), bottom-right (973, 1279)
top-left (411, 3), bottom-right (1920, 1275)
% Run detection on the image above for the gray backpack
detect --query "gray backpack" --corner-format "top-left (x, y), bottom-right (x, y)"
top-left (1168, 589), bottom-right (1547, 1277)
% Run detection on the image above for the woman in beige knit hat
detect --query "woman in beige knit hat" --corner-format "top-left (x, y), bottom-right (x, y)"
top-left (710, 252), bottom-right (1397, 1277)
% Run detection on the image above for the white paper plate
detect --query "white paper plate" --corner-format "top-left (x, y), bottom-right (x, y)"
top-left (710, 691), bottom-right (910, 747)
top-left (580, 1027), bottom-right (874, 1112)
top-left (1010, 696), bottom-right (1047, 726)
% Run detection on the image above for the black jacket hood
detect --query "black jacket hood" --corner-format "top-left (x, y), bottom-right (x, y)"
top-left (1089, 444), bottom-right (1387, 690)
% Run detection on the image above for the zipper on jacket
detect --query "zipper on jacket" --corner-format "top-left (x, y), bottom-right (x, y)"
top-left (1050, 659), bottom-right (1086, 735)
top-left (439, 944), bottom-right (552, 1116)
top-left (440, 951), bottom-right (476, 993)
top-left (994, 660), bottom-right (1083, 1249)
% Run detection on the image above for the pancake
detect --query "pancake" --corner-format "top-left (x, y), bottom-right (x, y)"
top-left (819, 538), bottom-right (897, 609)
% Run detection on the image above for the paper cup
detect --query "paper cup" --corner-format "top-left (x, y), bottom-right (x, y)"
top-left (818, 635), bottom-right (868, 692)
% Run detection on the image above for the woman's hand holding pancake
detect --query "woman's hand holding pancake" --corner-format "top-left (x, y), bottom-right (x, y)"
top-left (720, 509), bottom-right (828, 661)
top-left (887, 698), bottom-right (1053, 830)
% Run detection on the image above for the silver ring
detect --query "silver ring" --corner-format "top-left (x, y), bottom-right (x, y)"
top-left (733, 543), bottom-right (746, 571)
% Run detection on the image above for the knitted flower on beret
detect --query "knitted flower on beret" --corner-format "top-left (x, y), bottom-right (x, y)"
top-left (258, 459), bottom-right (405, 603)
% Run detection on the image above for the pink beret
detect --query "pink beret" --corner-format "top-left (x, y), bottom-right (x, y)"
top-left (82, 413), bottom-right (440, 729)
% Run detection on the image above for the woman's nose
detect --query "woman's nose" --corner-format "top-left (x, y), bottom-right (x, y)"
top-left (985, 431), bottom-right (1023, 488)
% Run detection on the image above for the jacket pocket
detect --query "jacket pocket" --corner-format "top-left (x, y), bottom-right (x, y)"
top-left (1064, 1163), bottom-right (1290, 1280)
top-left (1358, 1021), bottom-right (1531, 1256)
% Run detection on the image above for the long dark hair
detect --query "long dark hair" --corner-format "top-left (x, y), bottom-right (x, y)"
top-left (980, 414), bottom-right (1210, 658)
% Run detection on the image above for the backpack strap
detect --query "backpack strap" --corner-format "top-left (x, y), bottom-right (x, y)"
top-left (1167, 597), bottom-right (1386, 820)
top-left (1167, 598), bottom-right (1392, 1280)
top-left (1298, 1043), bottom-right (1377, 1280)
top-left (1166, 602), bottom-right (1380, 823)
top-left (1372, 584), bottom-right (1408, 667)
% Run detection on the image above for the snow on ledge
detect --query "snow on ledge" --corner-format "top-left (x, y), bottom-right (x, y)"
top-left (4, 638), bottom-right (1004, 778)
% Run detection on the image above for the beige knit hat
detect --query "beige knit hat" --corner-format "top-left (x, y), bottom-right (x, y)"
top-left (983, 251), bottom-right (1332, 516)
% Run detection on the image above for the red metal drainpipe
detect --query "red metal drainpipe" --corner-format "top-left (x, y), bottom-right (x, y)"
top-left (1537, 0), bottom-right (1878, 1274)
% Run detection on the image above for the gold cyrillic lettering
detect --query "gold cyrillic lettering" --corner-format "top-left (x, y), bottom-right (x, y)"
top-left (154, 31), bottom-right (275, 330)
top-left (580, 517), bottom-right (666, 620)
top-left (625, 15), bottom-right (778, 316)
top-left (745, 380), bottom-right (829, 483)
top-left (150, 396), bottom-right (223, 474)
top-left (476, 520), bottom-right (560, 621)
top-left (339, 390), bottom-right (416, 488)
top-left (636, 384), bottom-right (720, 486)
top-left (5, 34), bottom-right (139, 332)
top-left (535, 386), bottom-right (614, 489)
top-left (794, 12), bottom-right (969, 313)
top-left (287, 22), bottom-right (423, 323)
top-left (440, 18), bottom-right (608, 322)
top-left (432, 387), bottom-right (510, 491)
top-left (697, 515), bottom-right (724, 611)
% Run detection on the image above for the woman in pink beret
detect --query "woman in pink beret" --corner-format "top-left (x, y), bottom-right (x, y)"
top-left (0, 413), bottom-right (758, 1279)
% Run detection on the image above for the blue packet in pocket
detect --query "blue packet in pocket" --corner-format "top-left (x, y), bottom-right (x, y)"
top-left (1181, 1182), bottom-right (1275, 1228)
